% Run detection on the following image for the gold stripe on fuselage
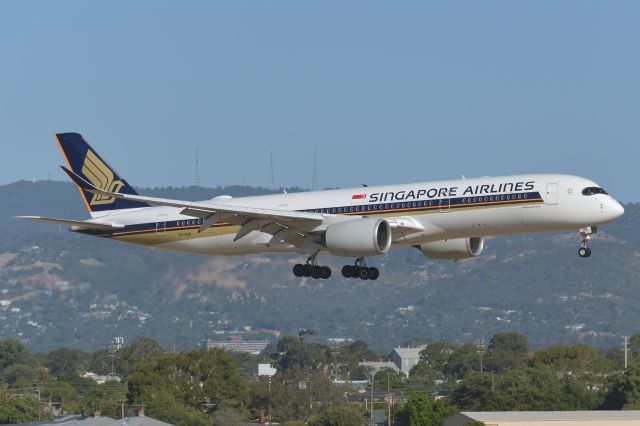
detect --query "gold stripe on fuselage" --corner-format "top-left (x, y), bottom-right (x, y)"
top-left (111, 223), bottom-right (239, 245)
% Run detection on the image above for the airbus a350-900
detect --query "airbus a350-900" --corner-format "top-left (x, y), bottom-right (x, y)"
top-left (18, 133), bottom-right (625, 280)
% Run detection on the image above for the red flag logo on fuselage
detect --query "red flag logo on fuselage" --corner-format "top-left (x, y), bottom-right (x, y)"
top-left (352, 194), bottom-right (367, 200)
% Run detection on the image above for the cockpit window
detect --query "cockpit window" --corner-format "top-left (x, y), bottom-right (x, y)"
top-left (582, 187), bottom-right (608, 196)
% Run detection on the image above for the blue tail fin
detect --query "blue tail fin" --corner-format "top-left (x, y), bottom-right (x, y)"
top-left (55, 133), bottom-right (149, 214)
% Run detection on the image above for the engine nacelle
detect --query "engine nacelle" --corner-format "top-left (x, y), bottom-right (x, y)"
top-left (325, 218), bottom-right (392, 257)
top-left (419, 237), bottom-right (484, 260)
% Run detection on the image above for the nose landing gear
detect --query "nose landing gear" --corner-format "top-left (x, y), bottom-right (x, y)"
top-left (578, 226), bottom-right (597, 258)
top-left (341, 257), bottom-right (380, 280)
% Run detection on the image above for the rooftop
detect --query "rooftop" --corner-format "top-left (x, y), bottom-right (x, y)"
top-left (458, 411), bottom-right (640, 421)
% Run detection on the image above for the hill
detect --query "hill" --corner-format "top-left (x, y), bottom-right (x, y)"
top-left (1, 180), bottom-right (639, 352)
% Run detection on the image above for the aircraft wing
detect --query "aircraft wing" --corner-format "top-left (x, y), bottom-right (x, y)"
top-left (61, 166), bottom-right (326, 244)
top-left (15, 216), bottom-right (125, 230)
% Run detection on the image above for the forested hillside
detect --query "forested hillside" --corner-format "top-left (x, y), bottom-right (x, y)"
top-left (1, 180), bottom-right (638, 352)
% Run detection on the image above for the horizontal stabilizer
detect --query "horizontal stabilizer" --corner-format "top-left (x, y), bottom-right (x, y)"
top-left (15, 216), bottom-right (124, 230)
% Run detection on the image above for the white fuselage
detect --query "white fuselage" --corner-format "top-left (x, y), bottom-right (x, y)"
top-left (80, 173), bottom-right (624, 257)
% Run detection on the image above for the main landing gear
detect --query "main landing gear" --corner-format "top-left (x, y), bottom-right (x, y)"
top-left (293, 253), bottom-right (332, 279)
top-left (578, 226), bottom-right (597, 258)
top-left (341, 257), bottom-right (380, 280)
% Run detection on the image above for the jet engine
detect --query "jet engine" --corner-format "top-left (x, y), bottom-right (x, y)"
top-left (418, 237), bottom-right (484, 260)
top-left (325, 218), bottom-right (392, 257)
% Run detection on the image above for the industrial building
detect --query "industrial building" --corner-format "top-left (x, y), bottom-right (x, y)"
top-left (445, 411), bottom-right (640, 426)
top-left (8, 412), bottom-right (174, 426)
top-left (390, 347), bottom-right (423, 375)
top-left (205, 339), bottom-right (269, 355)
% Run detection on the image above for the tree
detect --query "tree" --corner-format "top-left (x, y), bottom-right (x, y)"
top-left (308, 404), bottom-right (364, 426)
top-left (42, 348), bottom-right (89, 382)
top-left (266, 367), bottom-right (344, 422)
top-left (89, 349), bottom-right (117, 376)
top-left (272, 336), bottom-right (330, 372)
top-left (601, 366), bottom-right (640, 409)
top-left (450, 364), bottom-right (597, 411)
top-left (374, 368), bottom-right (406, 391)
top-left (0, 384), bottom-right (38, 424)
top-left (212, 406), bottom-right (243, 426)
top-left (532, 344), bottom-right (613, 382)
top-left (118, 337), bottom-right (164, 377)
top-left (393, 393), bottom-right (456, 426)
top-left (444, 344), bottom-right (478, 379)
top-left (41, 381), bottom-right (82, 414)
top-left (488, 332), bottom-right (528, 354)
top-left (0, 339), bottom-right (34, 371)
top-left (1, 364), bottom-right (37, 385)
top-left (449, 373), bottom-right (498, 411)
top-left (411, 341), bottom-right (459, 384)
top-left (298, 329), bottom-right (316, 339)
top-left (127, 348), bottom-right (249, 424)
top-left (488, 332), bottom-right (529, 373)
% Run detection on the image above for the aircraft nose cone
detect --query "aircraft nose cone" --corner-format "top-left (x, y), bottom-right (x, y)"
top-left (611, 200), bottom-right (625, 219)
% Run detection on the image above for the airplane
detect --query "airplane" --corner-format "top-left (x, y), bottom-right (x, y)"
top-left (17, 133), bottom-right (625, 281)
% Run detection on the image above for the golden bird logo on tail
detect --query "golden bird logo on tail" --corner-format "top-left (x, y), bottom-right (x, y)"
top-left (81, 150), bottom-right (124, 205)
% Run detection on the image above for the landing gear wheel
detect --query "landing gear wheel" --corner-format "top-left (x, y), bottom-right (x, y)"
top-left (368, 267), bottom-right (380, 280)
top-left (578, 247), bottom-right (592, 258)
top-left (359, 268), bottom-right (369, 280)
top-left (342, 265), bottom-right (353, 278)
top-left (321, 266), bottom-right (332, 279)
top-left (352, 265), bottom-right (363, 279)
top-left (302, 264), bottom-right (312, 277)
top-left (311, 265), bottom-right (322, 279)
top-left (342, 259), bottom-right (381, 280)
top-left (293, 264), bottom-right (305, 277)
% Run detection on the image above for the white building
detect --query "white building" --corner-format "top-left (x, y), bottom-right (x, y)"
top-left (390, 347), bottom-right (423, 375)
top-left (257, 363), bottom-right (277, 377)
top-left (358, 361), bottom-right (400, 374)
top-left (445, 411), bottom-right (640, 426)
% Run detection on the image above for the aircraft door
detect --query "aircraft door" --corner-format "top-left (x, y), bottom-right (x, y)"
top-left (156, 214), bottom-right (167, 235)
top-left (546, 183), bottom-right (558, 205)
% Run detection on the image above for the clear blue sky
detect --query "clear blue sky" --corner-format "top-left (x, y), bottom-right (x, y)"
top-left (1, 1), bottom-right (638, 200)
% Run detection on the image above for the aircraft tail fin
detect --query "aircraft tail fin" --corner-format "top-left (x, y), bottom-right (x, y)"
top-left (55, 133), bottom-right (149, 215)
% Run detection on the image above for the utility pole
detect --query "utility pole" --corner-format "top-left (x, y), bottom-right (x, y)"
top-left (119, 400), bottom-right (126, 420)
top-left (36, 387), bottom-right (41, 421)
top-left (490, 352), bottom-right (495, 392)
top-left (623, 336), bottom-right (630, 371)
top-left (370, 377), bottom-right (374, 426)
top-left (268, 376), bottom-right (272, 424)
top-left (387, 371), bottom-right (391, 426)
top-left (476, 339), bottom-right (485, 373)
